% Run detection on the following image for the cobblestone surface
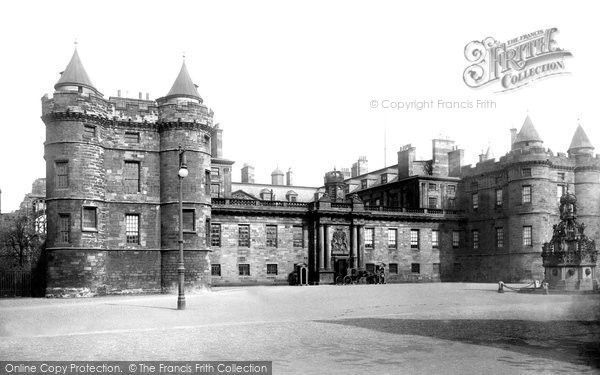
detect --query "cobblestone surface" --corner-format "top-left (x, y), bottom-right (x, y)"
top-left (1, 283), bottom-right (599, 374)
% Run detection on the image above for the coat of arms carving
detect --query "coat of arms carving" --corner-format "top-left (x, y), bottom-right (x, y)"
top-left (331, 228), bottom-right (348, 254)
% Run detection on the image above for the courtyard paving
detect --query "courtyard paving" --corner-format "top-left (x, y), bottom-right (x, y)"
top-left (1, 283), bottom-right (599, 374)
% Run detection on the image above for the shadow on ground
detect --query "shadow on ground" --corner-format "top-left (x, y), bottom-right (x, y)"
top-left (319, 318), bottom-right (600, 368)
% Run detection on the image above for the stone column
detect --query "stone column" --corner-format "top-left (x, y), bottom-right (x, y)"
top-left (358, 225), bottom-right (365, 269)
top-left (324, 225), bottom-right (330, 270)
top-left (318, 224), bottom-right (325, 270)
top-left (351, 225), bottom-right (357, 269)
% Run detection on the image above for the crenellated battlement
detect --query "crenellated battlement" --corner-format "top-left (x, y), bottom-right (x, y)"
top-left (42, 91), bottom-right (112, 118)
top-left (156, 99), bottom-right (214, 125)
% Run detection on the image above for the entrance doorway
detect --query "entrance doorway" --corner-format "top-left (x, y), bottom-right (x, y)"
top-left (334, 258), bottom-right (348, 283)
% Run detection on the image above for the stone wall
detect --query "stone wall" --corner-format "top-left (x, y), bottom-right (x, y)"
top-left (362, 219), bottom-right (458, 282)
top-left (46, 249), bottom-right (161, 297)
top-left (209, 214), bottom-right (308, 285)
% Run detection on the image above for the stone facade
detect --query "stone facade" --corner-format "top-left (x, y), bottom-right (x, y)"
top-left (37, 49), bottom-right (599, 296)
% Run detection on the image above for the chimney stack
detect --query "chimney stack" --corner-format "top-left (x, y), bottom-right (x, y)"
top-left (241, 164), bottom-right (254, 183)
top-left (351, 156), bottom-right (368, 177)
top-left (286, 168), bottom-right (293, 186)
top-left (510, 128), bottom-right (518, 147)
top-left (117, 89), bottom-right (121, 97)
top-left (448, 148), bottom-right (464, 177)
top-left (146, 93), bottom-right (150, 100)
top-left (211, 124), bottom-right (223, 159)
top-left (139, 92), bottom-right (142, 100)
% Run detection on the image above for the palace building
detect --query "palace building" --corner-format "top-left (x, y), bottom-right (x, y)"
top-left (40, 49), bottom-right (600, 296)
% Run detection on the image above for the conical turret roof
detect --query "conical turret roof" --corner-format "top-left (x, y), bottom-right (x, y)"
top-left (514, 115), bottom-right (543, 144)
top-left (165, 61), bottom-right (202, 101)
top-left (55, 48), bottom-right (96, 92)
top-left (568, 124), bottom-right (594, 151)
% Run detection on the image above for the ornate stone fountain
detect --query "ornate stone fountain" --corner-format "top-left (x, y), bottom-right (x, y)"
top-left (541, 192), bottom-right (598, 291)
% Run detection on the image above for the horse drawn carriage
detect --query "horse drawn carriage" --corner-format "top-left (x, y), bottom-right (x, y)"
top-left (335, 262), bottom-right (386, 285)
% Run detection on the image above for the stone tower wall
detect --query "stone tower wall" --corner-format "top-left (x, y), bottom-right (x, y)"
top-left (158, 101), bottom-right (214, 293)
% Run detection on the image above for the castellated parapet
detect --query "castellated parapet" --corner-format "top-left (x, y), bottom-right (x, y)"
top-left (42, 49), bottom-right (215, 297)
top-left (455, 116), bottom-right (600, 283)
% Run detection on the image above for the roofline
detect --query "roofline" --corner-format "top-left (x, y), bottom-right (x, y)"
top-left (156, 94), bottom-right (203, 103)
top-left (231, 182), bottom-right (319, 189)
top-left (54, 82), bottom-right (102, 96)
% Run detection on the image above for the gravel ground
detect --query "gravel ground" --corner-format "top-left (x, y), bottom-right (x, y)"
top-left (1, 283), bottom-right (599, 374)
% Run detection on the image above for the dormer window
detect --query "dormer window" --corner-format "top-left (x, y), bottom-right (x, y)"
top-left (286, 190), bottom-right (298, 202)
top-left (381, 174), bottom-right (387, 184)
top-left (260, 188), bottom-right (272, 201)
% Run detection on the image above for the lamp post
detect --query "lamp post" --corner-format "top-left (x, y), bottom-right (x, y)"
top-left (177, 145), bottom-right (188, 310)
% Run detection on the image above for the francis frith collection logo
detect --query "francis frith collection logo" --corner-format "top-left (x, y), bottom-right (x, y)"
top-left (463, 28), bottom-right (572, 92)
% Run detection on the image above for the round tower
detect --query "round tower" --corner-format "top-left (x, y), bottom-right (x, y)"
top-left (157, 59), bottom-right (214, 292)
top-left (570, 124), bottom-right (600, 242)
top-left (42, 47), bottom-right (111, 297)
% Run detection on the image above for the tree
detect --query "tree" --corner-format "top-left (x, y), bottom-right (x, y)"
top-left (0, 210), bottom-right (46, 270)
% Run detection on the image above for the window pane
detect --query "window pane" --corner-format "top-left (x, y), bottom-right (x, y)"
top-left (183, 209), bottom-right (195, 231)
top-left (428, 197), bottom-right (437, 208)
top-left (126, 214), bottom-right (139, 244)
top-left (211, 264), bottom-right (221, 276)
top-left (389, 263), bottom-right (398, 274)
top-left (432, 230), bottom-right (439, 248)
top-left (496, 189), bottom-right (503, 206)
top-left (267, 264), bottom-right (278, 275)
top-left (82, 207), bottom-right (97, 229)
top-left (496, 227), bottom-right (504, 248)
top-left (472, 193), bottom-right (479, 209)
top-left (59, 214), bottom-right (70, 243)
top-left (205, 170), bottom-right (211, 195)
top-left (56, 161), bottom-right (68, 188)
top-left (210, 184), bottom-right (220, 197)
top-left (410, 229), bottom-right (419, 248)
top-left (472, 230), bottom-right (479, 249)
top-left (293, 226), bottom-right (303, 248)
top-left (124, 132), bottom-right (140, 143)
top-left (238, 264), bottom-right (250, 276)
top-left (523, 226), bottom-right (532, 246)
top-left (452, 231), bottom-right (460, 247)
top-left (266, 225), bottom-right (278, 247)
top-left (411, 263), bottom-right (420, 274)
top-left (388, 229), bottom-right (397, 248)
top-left (211, 224), bottom-right (221, 247)
top-left (239, 225), bottom-right (250, 247)
top-left (522, 186), bottom-right (531, 203)
top-left (365, 228), bottom-right (374, 248)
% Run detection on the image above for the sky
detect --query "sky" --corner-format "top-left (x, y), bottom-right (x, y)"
top-left (0, 0), bottom-right (598, 212)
